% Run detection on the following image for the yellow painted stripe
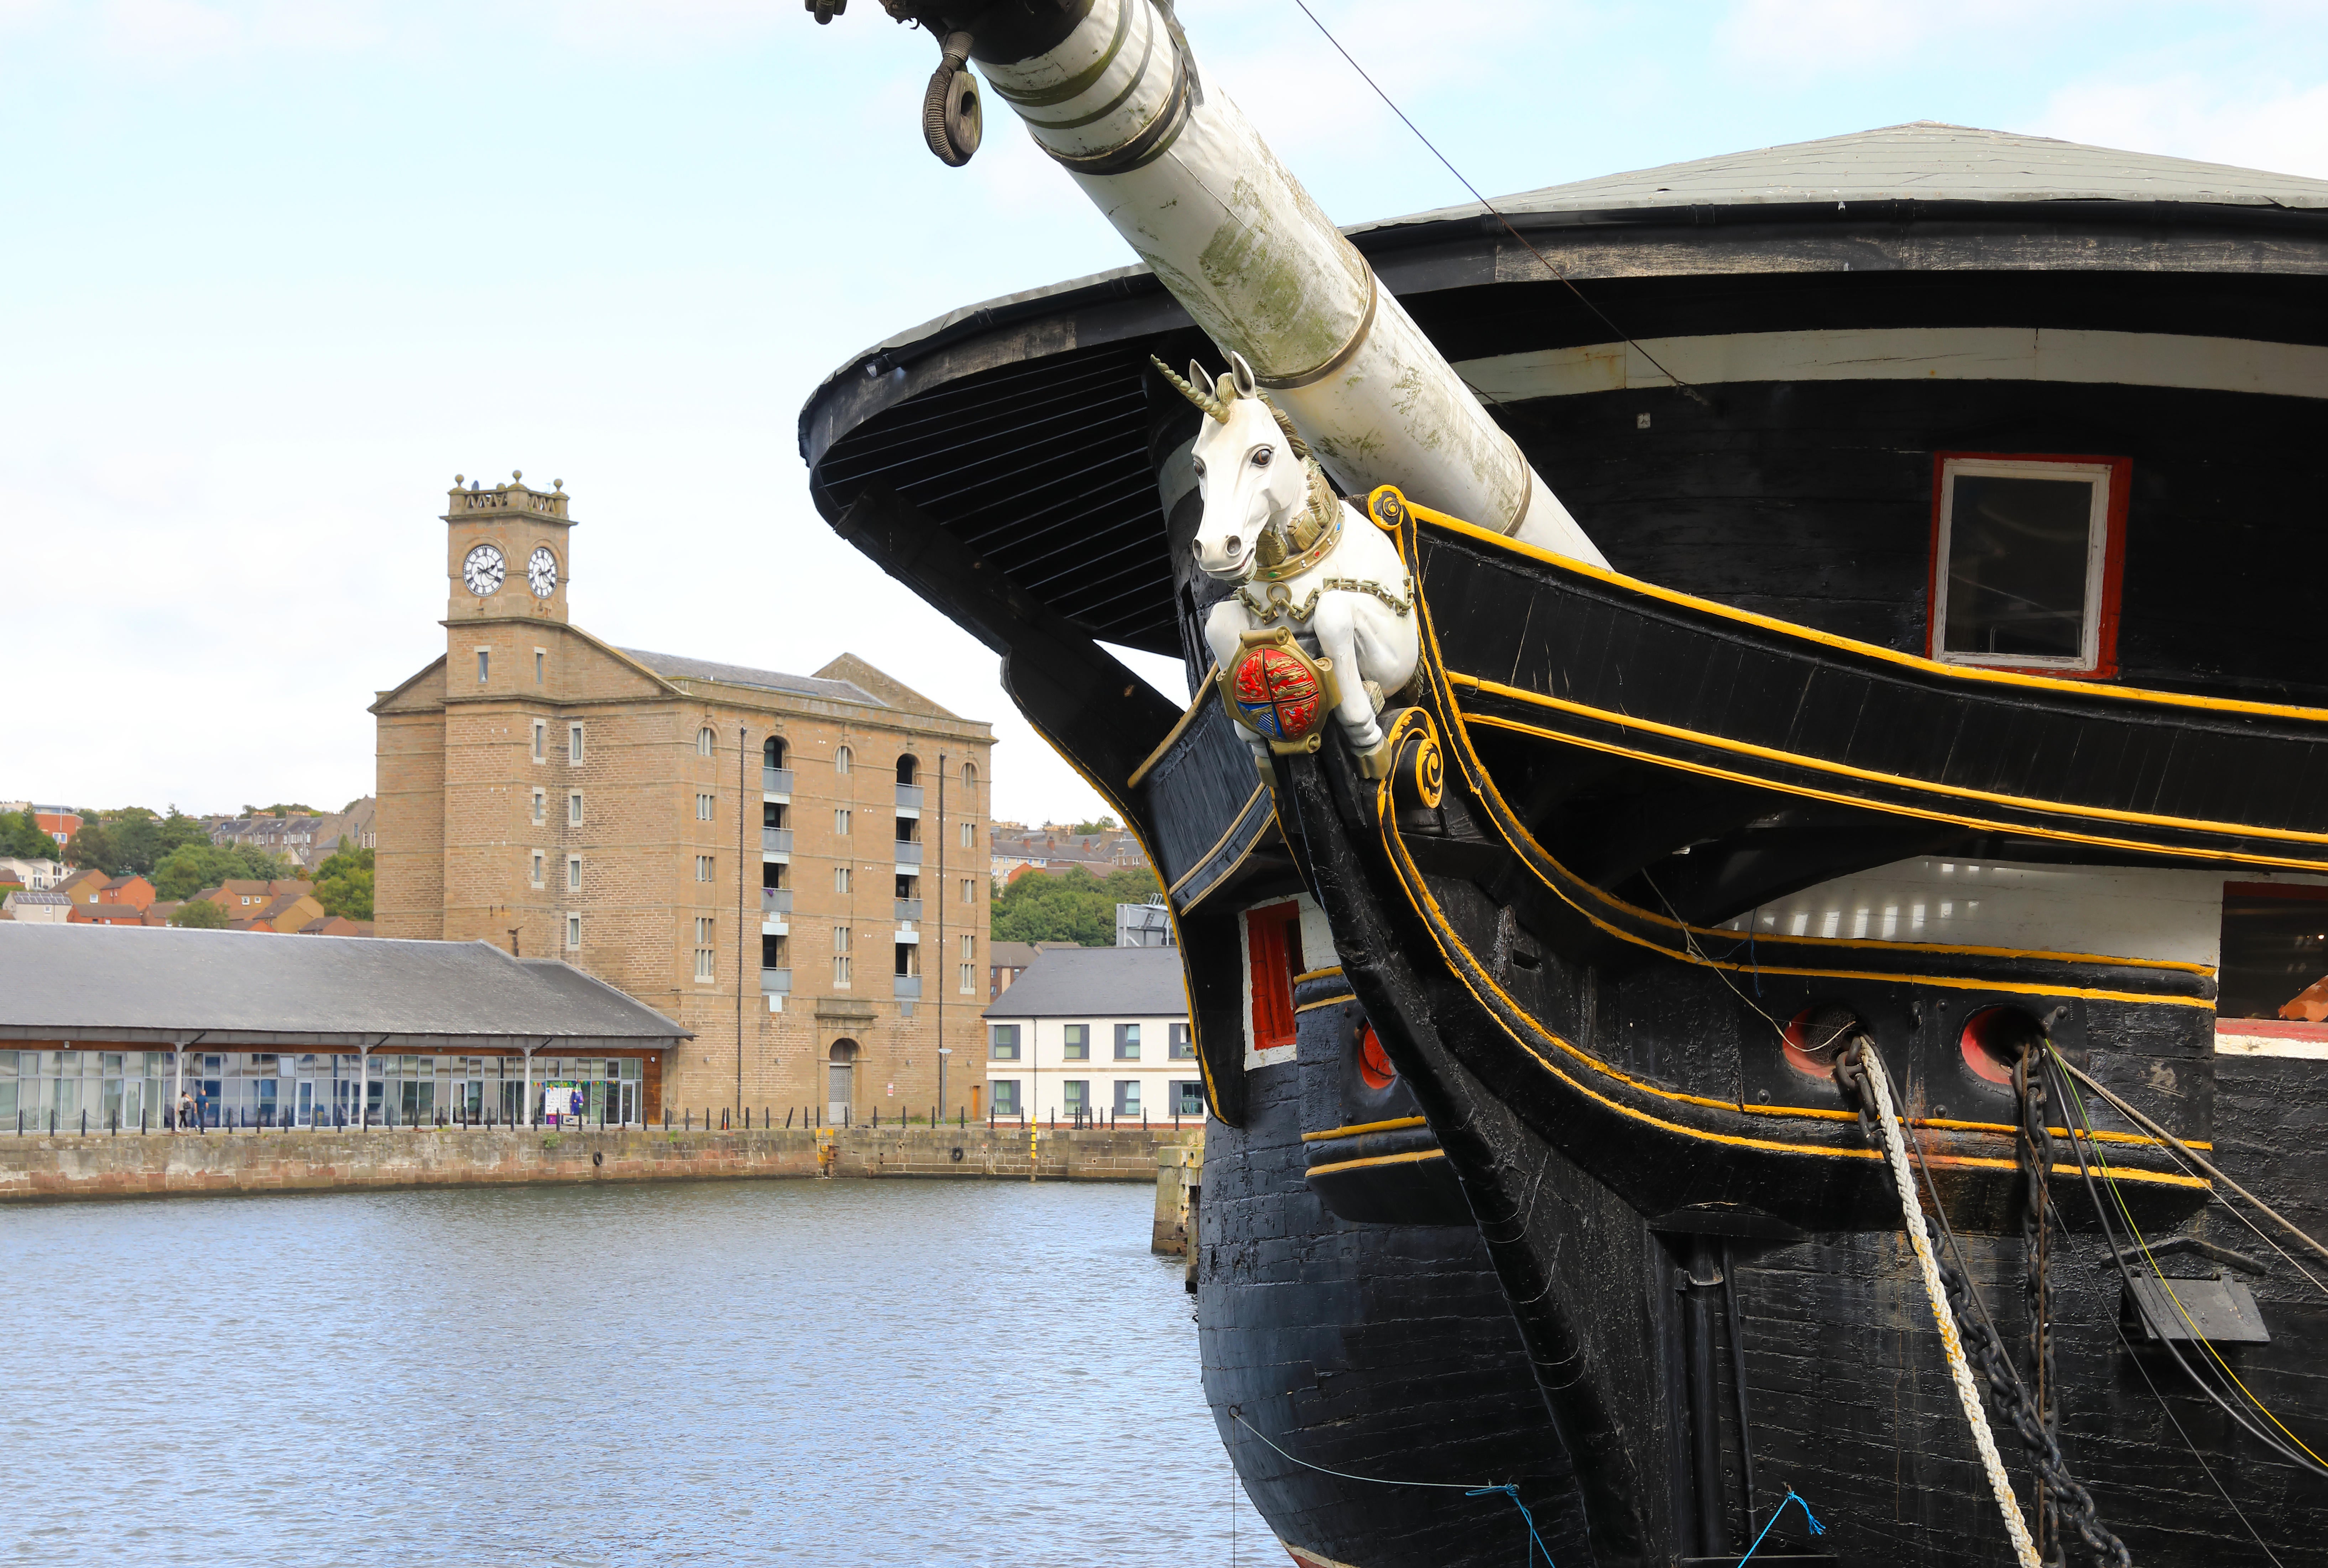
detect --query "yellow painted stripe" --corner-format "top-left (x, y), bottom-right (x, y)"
top-left (1421, 509), bottom-right (2328, 724)
top-left (1465, 705), bottom-right (2322, 886)
top-left (1456, 671), bottom-right (2328, 854)
top-left (1294, 994), bottom-right (1353, 1014)
top-left (1386, 505), bottom-right (2218, 996)
top-left (1294, 966), bottom-right (1345, 983)
top-left (1368, 766), bottom-right (2204, 1169)
top-left (1306, 1148), bottom-right (1450, 1178)
top-left (1301, 1115), bottom-right (1429, 1143)
top-left (1164, 781), bottom-right (1270, 897)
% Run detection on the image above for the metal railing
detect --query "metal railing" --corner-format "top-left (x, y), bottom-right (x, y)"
top-left (892, 840), bottom-right (922, 866)
top-left (762, 828), bottom-right (792, 853)
top-left (761, 967), bottom-right (792, 995)
top-left (895, 783), bottom-right (923, 809)
top-left (762, 767), bottom-right (794, 794)
top-left (762, 887), bottom-right (793, 914)
top-left (893, 974), bottom-right (922, 1000)
top-left (893, 898), bottom-right (921, 922)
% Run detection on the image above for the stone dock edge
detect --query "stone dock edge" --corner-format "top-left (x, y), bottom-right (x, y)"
top-left (0, 1124), bottom-right (1204, 1203)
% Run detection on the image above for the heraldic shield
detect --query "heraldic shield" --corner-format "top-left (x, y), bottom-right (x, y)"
top-left (1223, 628), bottom-right (1339, 754)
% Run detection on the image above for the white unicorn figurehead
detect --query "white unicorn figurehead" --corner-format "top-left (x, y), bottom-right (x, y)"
top-left (1154, 352), bottom-right (1339, 584)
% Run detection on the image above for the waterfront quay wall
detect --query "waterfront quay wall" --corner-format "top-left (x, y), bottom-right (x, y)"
top-left (0, 1124), bottom-right (1201, 1203)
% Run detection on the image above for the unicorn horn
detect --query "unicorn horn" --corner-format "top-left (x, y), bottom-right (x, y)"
top-left (1150, 355), bottom-right (1230, 421)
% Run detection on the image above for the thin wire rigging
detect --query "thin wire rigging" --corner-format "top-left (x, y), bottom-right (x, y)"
top-left (1286, 0), bottom-right (1710, 407)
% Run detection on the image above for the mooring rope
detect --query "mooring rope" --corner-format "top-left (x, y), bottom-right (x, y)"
top-left (1735, 1487), bottom-right (1825, 1567)
top-left (1855, 1046), bottom-right (2042, 1568)
top-left (1229, 1405), bottom-right (1822, 1566)
top-left (1227, 1408), bottom-right (1555, 1563)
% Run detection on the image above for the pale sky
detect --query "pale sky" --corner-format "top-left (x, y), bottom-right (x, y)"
top-left (3, 0), bottom-right (2323, 824)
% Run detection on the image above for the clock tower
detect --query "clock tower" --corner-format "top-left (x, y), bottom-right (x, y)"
top-left (444, 470), bottom-right (573, 625)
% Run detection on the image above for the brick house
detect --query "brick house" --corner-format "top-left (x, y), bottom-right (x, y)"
top-left (53, 868), bottom-right (109, 906)
top-left (371, 475), bottom-right (997, 1124)
top-left (98, 875), bottom-right (155, 911)
top-left (191, 878), bottom-right (314, 914)
top-left (71, 902), bottom-right (151, 927)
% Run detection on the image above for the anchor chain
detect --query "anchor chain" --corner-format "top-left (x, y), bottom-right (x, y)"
top-left (2015, 1043), bottom-right (2065, 1567)
top-left (1833, 1038), bottom-right (2131, 1568)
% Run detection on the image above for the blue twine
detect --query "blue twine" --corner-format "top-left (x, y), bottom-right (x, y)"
top-left (1465, 1484), bottom-right (1556, 1566)
top-left (1735, 1487), bottom-right (1824, 1567)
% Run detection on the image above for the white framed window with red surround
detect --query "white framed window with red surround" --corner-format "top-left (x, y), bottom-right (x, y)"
top-left (1927, 452), bottom-right (2130, 679)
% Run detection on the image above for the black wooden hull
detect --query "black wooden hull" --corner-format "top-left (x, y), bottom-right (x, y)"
top-left (832, 473), bottom-right (2328, 1566)
top-left (803, 139), bottom-right (2328, 1564)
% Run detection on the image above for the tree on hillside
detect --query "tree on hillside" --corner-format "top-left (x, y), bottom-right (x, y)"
top-left (169, 900), bottom-right (230, 929)
top-left (990, 864), bottom-right (1165, 946)
top-left (1068, 816), bottom-right (1121, 834)
top-left (152, 843), bottom-right (296, 901)
top-left (0, 809), bottom-right (55, 861)
top-left (314, 845), bottom-right (374, 919)
top-left (250, 802), bottom-right (319, 817)
top-left (64, 820), bottom-right (124, 875)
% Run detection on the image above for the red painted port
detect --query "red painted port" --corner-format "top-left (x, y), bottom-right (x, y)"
top-left (1781, 1005), bottom-right (1858, 1079)
top-left (1959, 1006), bottom-right (2037, 1085)
top-left (1357, 1024), bottom-right (1397, 1090)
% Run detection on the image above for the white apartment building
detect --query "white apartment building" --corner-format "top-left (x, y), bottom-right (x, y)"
top-left (0, 857), bottom-right (67, 891)
top-left (979, 945), bottom-right (1200, 1124)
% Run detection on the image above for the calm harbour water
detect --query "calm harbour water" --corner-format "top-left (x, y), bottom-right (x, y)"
top-left (1, 1179), bottom-right (1246, 1567)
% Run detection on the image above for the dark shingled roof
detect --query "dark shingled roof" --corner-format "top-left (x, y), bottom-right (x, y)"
top-left (1382, 121), bottom-right (2328, 226)
top-left (0, 923), bottom-right (691, 1049)
top-left (620, 649), bottom-right (883, 707)
top-left (814, 123), bottom-right (2328, 396)
top-left (980, 945), bottom-right (1186, 1020)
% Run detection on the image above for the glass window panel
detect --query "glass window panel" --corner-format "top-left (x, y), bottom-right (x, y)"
top-left (1942, 473), bottom-right (2097, 661)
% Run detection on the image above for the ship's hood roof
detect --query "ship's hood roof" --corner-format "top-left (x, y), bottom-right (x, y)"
top-left (1382, 121), bottom-right (2328, 226)
top-left (825, 122), bottom-right (2328, 389)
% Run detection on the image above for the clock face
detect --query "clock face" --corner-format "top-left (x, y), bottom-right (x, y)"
top-left (527, 546), bottom-right (559, 599)
top-left (463, 543), bottom-right (506, 597)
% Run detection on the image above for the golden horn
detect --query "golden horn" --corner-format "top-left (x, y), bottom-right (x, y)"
top-left (1149, 355), bottom-right (1229, 422)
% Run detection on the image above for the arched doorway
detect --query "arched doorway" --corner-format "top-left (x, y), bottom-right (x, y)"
top-left (827, 1039), bottom-right (858, 1126)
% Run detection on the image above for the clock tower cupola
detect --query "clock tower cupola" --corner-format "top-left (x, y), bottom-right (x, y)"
top-left (444, 470), bottom-right (574, 625)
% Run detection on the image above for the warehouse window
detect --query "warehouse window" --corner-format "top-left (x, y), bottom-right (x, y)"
top-left (566, 914), bottom-right (581, 950)
top-left (566, 854), bottom-right (581, 893)
top-left (568, 792), bottom-right (583, 827)
top-left (697, 726), bottom-right (715, 756)
top-left (533, 720), bottom-right (545, 762)
top-left (696, 792), bottom-right (714, 821)
top-left (1931, 453), bottom-right (2127, 677)
top-left (835, 745), bottom-right (852, 777)
top-left (568, 723), bottom-right (584, 763)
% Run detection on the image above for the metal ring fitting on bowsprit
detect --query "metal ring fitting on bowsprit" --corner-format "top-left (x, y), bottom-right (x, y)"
top-left (923, 32), bottom-right (981, 166)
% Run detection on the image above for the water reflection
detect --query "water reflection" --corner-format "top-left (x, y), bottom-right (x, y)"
top-left (1, 1180), bottom-right (1237, 1566)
